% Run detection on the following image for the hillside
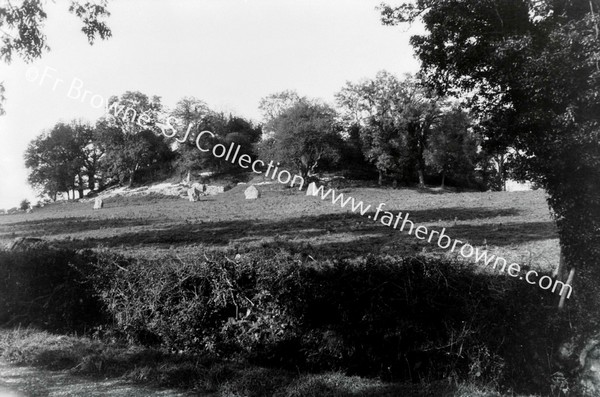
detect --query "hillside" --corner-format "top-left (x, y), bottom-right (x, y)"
top-left (0, 182), bottom-right (558, 271)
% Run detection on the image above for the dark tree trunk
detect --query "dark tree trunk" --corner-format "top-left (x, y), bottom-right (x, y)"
top-left (128, 170), bottom-right (136, 188)
top-left (417, 168), bottom-right (425, 188)
top-left (77, 175), bottom-right (84, 198)
top-left (378, 169), bottom-right (383, 186)
top-left (87, 172), bottom-right (96, 192)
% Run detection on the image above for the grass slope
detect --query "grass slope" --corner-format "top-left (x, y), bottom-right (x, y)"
top-left (0, 183), bottom-right (558, 272)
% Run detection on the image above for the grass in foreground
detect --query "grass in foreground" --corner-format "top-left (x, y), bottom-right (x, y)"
top-left (0, 328), bottom-right (536, 397)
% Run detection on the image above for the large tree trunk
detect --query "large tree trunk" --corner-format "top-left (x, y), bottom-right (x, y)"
top-left (548, 175), bottom-right (600, 394)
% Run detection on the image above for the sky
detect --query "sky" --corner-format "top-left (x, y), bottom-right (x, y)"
top-left (0, 0), bottom-right (421, 209)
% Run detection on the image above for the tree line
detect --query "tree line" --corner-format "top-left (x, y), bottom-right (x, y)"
top-left (25, 72), bottom-right (511, 200)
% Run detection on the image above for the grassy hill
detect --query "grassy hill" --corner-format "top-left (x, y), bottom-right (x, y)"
top-left (0, 182), bottom-right (561, 396)
top-left (0, 182), bottom-right (557, 269)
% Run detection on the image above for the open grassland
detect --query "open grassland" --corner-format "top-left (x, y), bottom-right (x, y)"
top-left (0, 182), bottom-right (559, 273)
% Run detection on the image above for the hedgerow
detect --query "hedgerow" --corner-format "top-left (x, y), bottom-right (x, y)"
top-left (0, 246), bottom-right (573, 392)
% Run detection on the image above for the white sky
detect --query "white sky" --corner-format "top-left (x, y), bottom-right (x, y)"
top-left (0, 0), bottom-right (420, 209)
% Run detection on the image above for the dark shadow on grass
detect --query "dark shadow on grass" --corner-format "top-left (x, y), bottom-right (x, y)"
top-left (0, 206), bottom-right (523, 239)
top-left (39, 207), bottom-right (557, 258)
top-left (0, 217), bottom-right (154, 239)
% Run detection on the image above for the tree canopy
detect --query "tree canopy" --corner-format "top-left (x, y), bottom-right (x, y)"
top-left (380, 0), bottom-right (600, 310)
top-left (258, 101), bottom-right (342, 179)
top-left (0, 0), bottom-right (111, 115)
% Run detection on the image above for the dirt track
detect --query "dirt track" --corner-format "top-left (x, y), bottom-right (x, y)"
top-left (0, 362), bottom-right (197, 397)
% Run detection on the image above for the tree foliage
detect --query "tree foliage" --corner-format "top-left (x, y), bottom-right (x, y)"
top-left (24, 121), bottom-right (94, 200)
top-left (380, 0), bottom-right (600, 354)
top-left (169, 97), bottom-right (262, 177)
top-left (426, 105), bottom-right (479, 188)
top-left (99, 91), bottom-right (172, 186)
top-left (258, 90), bottom-right (304, 130)
top-left (0, 0), bottom-right (111, 115)
top-left (336, 71), bottom-right (440, 186)
top-left (258, 101), bottom-right (342, 179)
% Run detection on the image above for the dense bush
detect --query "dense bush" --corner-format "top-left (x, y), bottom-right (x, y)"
top-left (0, 245), bottom-right (574, 392)
top-left (0, 246), bottom-right (105, 332)
top-left (85, 249), bottom-right (569, 391)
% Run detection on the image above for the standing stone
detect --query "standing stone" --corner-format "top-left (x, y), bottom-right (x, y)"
top-left (306, 182), bottom-right (318, 196)
top-left (26, 208), bottom-right (32, 214)
top-left (93, 198), bottom-right (103, 210)
top-left (244, 185), bottom-right (260, 200)
top-left (191, 182), bottom-right (205, 194)
top-left (187, 188), bottom-right (199, 202)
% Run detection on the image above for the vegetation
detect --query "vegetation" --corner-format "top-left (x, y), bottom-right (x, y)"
top-left (258, 101), bottom-right (342, 180)
top-left (0, 186), bottom-right (564, 395)
top-left (0, 232), bottom-right (567, 395)
top-left (380, 0), bottom-right (600, 390)
top-left (0, 0), bottom-right (112, 115)
top-left (4, 0), bottom-right (599, 395)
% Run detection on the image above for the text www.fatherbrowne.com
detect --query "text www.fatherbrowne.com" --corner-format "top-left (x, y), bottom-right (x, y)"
top-left (184, 129), bottom-right (572, 300)
top-left (26, 67), bottom-right (573, 299)
top-left (308, 184), bottom-right (572, 299)
top-left (66, 85), bottom-right (573, 300)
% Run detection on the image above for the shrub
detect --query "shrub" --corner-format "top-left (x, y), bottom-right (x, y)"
top-left (0, 247), bottom-right (106, 332)
top-left (0, 245), bottom-right (571, 392)
top-left (85, 249), bottom-right (569, 391)
top-left (19, 199), bottom-right (30, 211)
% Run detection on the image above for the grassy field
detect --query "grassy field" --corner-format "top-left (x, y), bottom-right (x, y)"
top-left (0, 179), bottom-right (560, 396)
top-left (0, 178), bottom-right (559, 273)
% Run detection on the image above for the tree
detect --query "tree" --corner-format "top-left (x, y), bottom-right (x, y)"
top-left (101, 91), bottom-right (171, 186)
top-left (380, 0), bottom-right (600, 304)
top-left (0, 0), bottom-right (111, 115)
top-left (381, 0), bottom-right (600, 389)
top-left (96, 123), bottom-right (172, 188)
top-left (19, 199), bottom-right (30, 211)
top-left (336, 71), bottom-right (440, 186)
top-left (258, 102), bottom-right (342, 180)
top-left (169, 97), bottom-right (262, 177)
top-left (169, 96), bottom-right (212, 179)
top-left (426, 105), bottom-right (478, 189)
top-left (258, 90), bottom-right (304, 130)
top-left (25, 122), bottom-right (83, 200)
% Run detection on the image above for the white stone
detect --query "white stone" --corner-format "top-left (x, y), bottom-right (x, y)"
top-left (191, 182), bottom-right (205, 193)
top-left (187, 188), bottom-right (199, 202)
top-left (93, 198), bottom-right (103, 210)
top-left (306, 182), bottom-right (318, 196)
top-left (244, 185), bottom-right (260, 200)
